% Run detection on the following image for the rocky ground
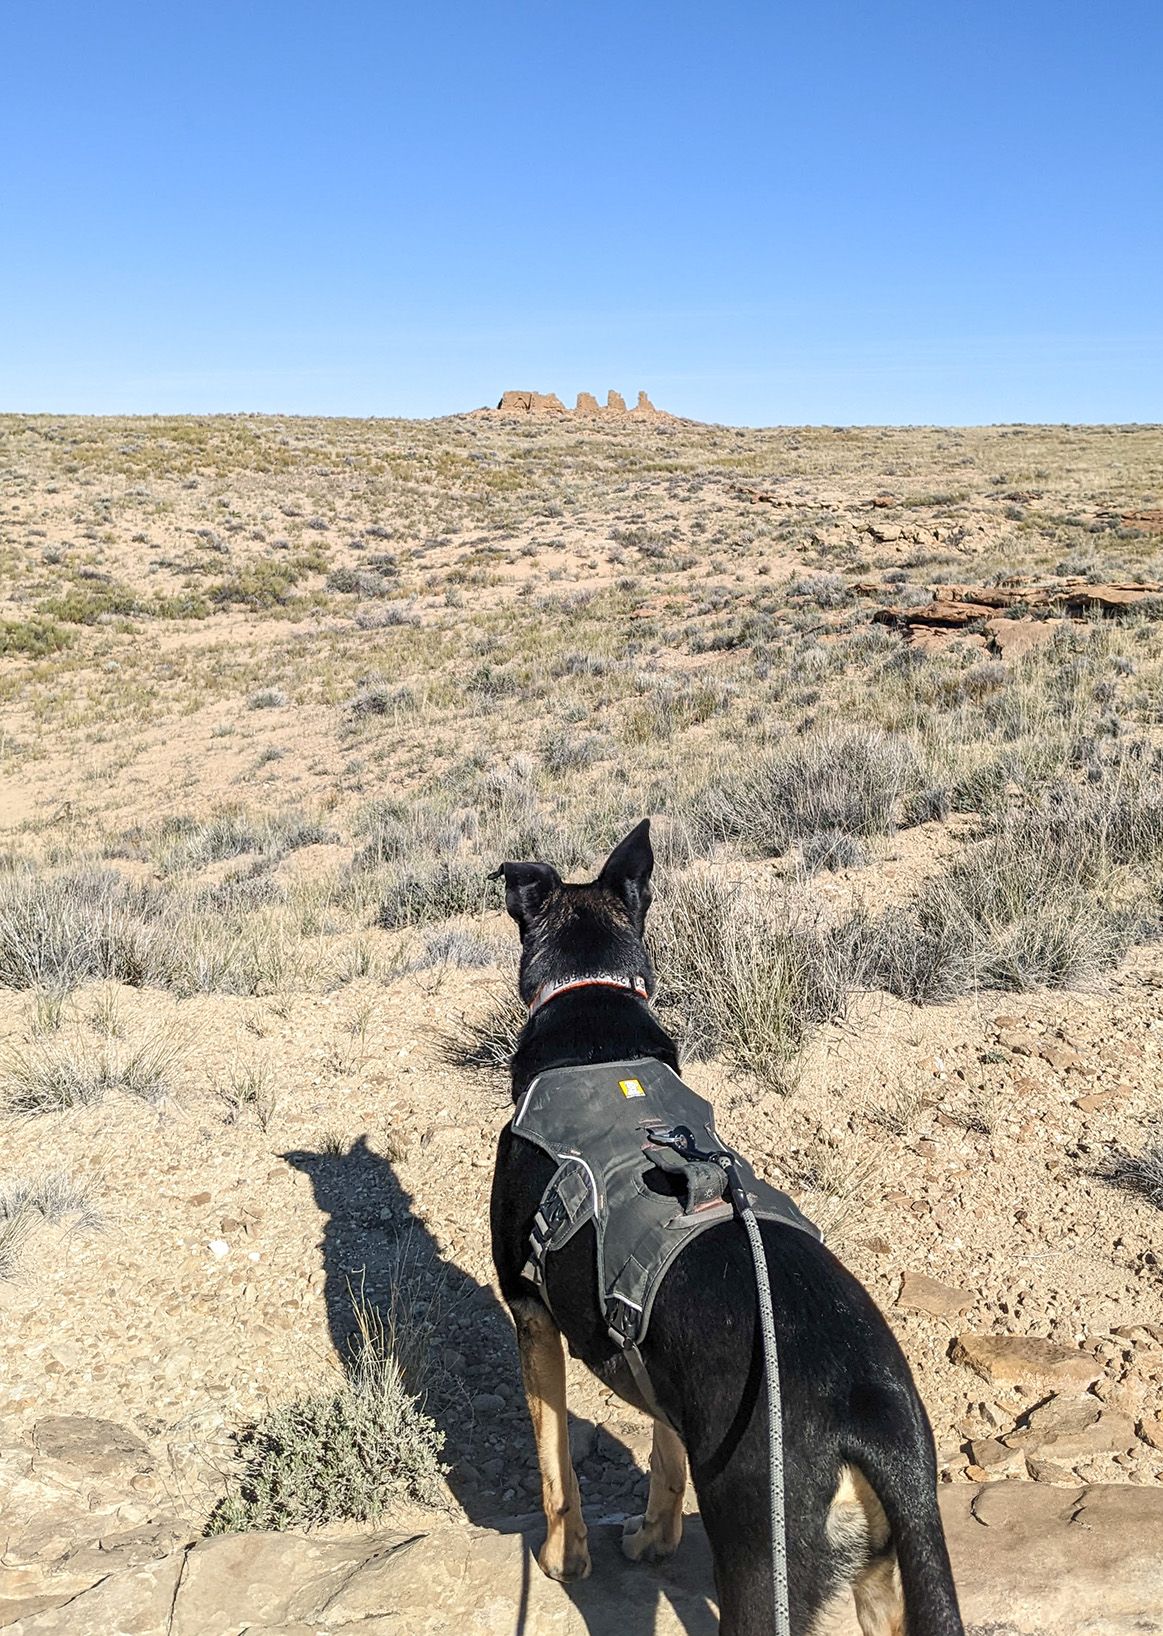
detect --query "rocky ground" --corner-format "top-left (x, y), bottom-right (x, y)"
top-left (1, 413), bottom-right (1161, 1630)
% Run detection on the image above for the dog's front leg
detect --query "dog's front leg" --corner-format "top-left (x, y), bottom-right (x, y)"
top-left (510, 1297), bottom-right (591, 1582)
top-left (621, 1418), bottom-right (686, 1562)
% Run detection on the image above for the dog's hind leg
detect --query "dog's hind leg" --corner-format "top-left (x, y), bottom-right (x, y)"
top-left (510, 1297), bottom-right (590, 1583)
top-left (622, 1419), bottom-right (687, 1562)
top-left (852, 1553), bottom-right (904, 1636)
top-left (827, 1465), bottom-right (904, 1636)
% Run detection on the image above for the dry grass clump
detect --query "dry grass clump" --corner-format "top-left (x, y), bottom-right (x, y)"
top-left (651, 869), bottom-right (852, 1086)
top-left (157, 808), bottom-right (336, 872)
top-left (208, 1263), bottom-right (448, 1533)
top-left (376, 858), bottom-right (488, 931)
top-left (345, 679), bottom-right (419, 720)
top-left (0, 863), bottom-right (336, 1000)
top-left (1, 1031), bottom-right (181, 1115)
top-left (0, 1170), bottom-right (100, 1279)
top-left (443, 988), bottom-right (527, 1071)
top-left (0, 867), bottom-right (182, 992)
top-left (799, 829), bottom-right (867, 875)
top-left (353, 800), bottom-right (481, 870)
top-left (1099, 1143), bottom-right (1163, 1208)
top-left (412, 927), bottom-right (502, 971)
top-left (247, 687), bottom-right (287, 710)
top-left (695, 729), bottom-right (918, 857)
top-left (846, 761), bottom-right (1163, 1001)
top-left (218, 1060), bottom-right (278, 1131)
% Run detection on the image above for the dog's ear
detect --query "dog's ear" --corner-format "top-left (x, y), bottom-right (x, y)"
top-left (489, 861), bottom-right (561, 934)
top-left (598, 819), bottom-right (654, 929)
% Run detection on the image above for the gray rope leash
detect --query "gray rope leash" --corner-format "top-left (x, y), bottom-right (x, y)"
top-left (640, 1125), bottom-right (793, 1635)
top-left (738, 1198), bottom-right (791, 1636)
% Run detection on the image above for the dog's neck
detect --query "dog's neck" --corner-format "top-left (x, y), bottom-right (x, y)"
top-left (510, 982), bottom-right (680, 1102)
top-left (526, 973), bottom-right (650, 1016)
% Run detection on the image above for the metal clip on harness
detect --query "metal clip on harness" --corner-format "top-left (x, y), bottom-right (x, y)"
top-left (645, 1124), bottom-right (792, 1636)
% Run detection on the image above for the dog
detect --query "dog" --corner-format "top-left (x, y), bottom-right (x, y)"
top-left (489, 820), bottom-right (964, 1635)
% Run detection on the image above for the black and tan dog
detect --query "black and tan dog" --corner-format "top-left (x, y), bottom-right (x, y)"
top-left (490, 820), bottom-right (963, 1635)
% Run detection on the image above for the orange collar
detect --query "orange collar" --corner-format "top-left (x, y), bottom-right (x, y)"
top-left (527, 973), bottom-right (650, 1016)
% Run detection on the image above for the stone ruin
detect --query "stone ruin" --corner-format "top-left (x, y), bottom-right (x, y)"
top-left (487, 388), bottom-right (673, 421)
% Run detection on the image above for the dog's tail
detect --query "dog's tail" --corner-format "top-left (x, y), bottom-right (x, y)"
top-left (847, 1410), bottom-right (965, 1636)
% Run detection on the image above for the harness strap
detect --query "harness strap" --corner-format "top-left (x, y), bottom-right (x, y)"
top-left (618, 1339), bottom-right (672, 1428)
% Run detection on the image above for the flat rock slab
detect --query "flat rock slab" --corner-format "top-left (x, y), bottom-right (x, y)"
top-left (3, 1484), bottom-right (1161, 1635)
top-left (951, 1332), bottom-right (1103, 1393)
top-left (30, 1415), bottom-right (153, 1478)
top-left (897, 1271), bottom-right (974, 1319)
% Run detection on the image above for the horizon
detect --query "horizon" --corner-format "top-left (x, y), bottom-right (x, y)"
top-left (3, 1), bottom-right (1161, 425)
top-left (4, 404), bottom-right (1161, 432)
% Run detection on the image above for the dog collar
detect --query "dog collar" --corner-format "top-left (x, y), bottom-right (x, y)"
top-left (527, 973), bottom-right (650, 1016)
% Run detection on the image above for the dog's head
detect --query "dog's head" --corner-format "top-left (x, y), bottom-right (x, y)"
top-left (492, 818), bottom-right (655, 1007)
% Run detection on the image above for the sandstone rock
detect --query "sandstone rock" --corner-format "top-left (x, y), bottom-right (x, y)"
top-left (606, 390), bottom-right (627, 413)
top-left (998, 1027), bottom-right (1039, 1054)
top-left (874, 599), bottom-right (984, 631)
top-left (948, 1482), bottom-right (1163, 1632)
top-left (1138, 1417), bottom-right (1163, 1451)
top-left (1007, 1398), bottom-right (1137, 1463)
top-left (1026, 1454), bottom-right (1081, 1484)
top-left (1014, 1394), bottom-right (1103, 1440)
top-left (4, 1553), bottom-right (185, 1634)
top-left (32, 1416), bottom-right (153, 1478)
top-left (574, 392), bottom-right (601, 415)
top-left (1074, 1088), bottom-right (1124, 1113)
top-left (633, 391), bottom-right (658, 415)
top-left (11, 1488), bottom-right (1163, 1635)
top-left (495, 391), bottom-right (567, 415)
top-left (897, 1272), bottom-right (974, 1319)
top-left (568, 1418), bottom-right (598, 1463)
top-left (987, 616), bottom-right (1062, 659)
top-left (907, 627), bottom-right (989, 657)
top-left (171, 1531), bottom-right (398, 1636)
top-left (951, 1333), bottom-right (1102, 1393)
top-left (966, 1436), bottom-right (1026, 1477)
top-left (1038, 1042), bottom-right (1082, 1071)
top-left (1063, 584), bottom-right (1163, 615)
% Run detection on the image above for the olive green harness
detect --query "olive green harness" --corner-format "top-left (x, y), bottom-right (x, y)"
top-left (512, 1055), bottom-right (820, 1352)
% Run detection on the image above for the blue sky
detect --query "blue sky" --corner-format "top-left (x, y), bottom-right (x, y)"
top-left (2, 1), bottom-right (1160, 424)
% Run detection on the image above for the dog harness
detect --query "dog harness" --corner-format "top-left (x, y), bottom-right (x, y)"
top-left (512, 1056), bottom-right (820, 1377)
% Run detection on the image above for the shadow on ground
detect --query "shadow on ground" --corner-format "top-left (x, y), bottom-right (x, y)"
top-left (284, 1135), bottom-right (717, 1636)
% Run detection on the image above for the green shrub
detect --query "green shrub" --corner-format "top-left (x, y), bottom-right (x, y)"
top-left (376, 859), bottom-right (485, 929)
top-left (38, 582), bottom-right (141, 625)
top-left (0, 619), bottom-right (74, 658)
top-left (208, 1282), bottom-right (447, 1532)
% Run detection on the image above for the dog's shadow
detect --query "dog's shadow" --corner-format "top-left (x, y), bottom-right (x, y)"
top-left (284, 1136), bottom-right (716, 1636)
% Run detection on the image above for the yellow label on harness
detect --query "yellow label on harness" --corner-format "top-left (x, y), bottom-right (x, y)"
top-left (619, 1078), bottom-right (646, 1099)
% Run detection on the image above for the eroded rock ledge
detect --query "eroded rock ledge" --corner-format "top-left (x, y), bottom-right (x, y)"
top-left (483, 388), bottom-right (675, 420)
top-left (3, 1483), bottom-right (1161, 1635)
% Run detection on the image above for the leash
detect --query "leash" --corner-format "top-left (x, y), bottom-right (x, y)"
top-left (647, 1129), bottom-right (792, 1636)
top-left (728, 1161), bottom-right (792, 1636)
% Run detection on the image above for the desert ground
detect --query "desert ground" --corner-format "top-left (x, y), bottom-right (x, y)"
top-left (1, 406), bottom-right (1161, 1630)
